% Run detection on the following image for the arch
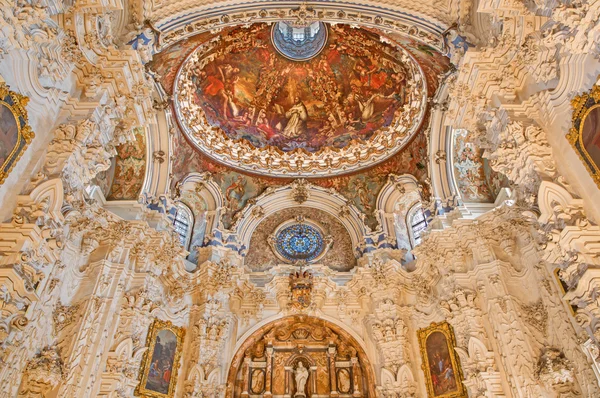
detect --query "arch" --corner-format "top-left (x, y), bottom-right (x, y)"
top-left (234, 180), bottom-right (368, 253)
top-left (178, 172), bottom-right (224, 238)
top-left (24, 178), bottom-right (65, 222)
top-left (375, 174), bottom-right (422, 242)
top-left (537, 180), bottom-right (583, 224)
top-left (226, 315), bottom-right (377, 397)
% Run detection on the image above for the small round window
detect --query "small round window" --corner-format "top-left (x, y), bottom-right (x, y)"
top-left (275, 223), bottom-right (325, 262)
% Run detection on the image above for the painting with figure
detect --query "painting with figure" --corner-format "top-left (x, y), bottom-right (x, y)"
top-left (190, 23), bottom-right (409, 153)
top-left (145, 329), bottom-right (177, 394)
top-left (581, 106), bottom-right (600, 172)
top-left (137, 320), bottom-right (184, 398)
top-left (108, 128), bottom-right (146, 200)
top-left (426, 332), bottom-right (457, 396)
top-left (418, 322), bottom-right (466, 398)
top-left (568, 86), bottom-right (600, 188)
top-left (0, 84), bottom-right (35, 186)
top-left (0, 103), bottom-right (19, 168)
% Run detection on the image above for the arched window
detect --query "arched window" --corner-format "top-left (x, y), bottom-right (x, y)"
top-left (407, 204), bottom-right (427, 248)
top-left (173, 202), bottom-right (193, 249)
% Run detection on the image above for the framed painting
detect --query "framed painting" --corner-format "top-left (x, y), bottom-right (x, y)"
top-left (568, 84), bottom-right (600, 188)
top-left (417, 321), bottom-right (467, 398)
top-left (135, 319), bottom-right (185, 398)
top-left (0, 82), bottom-right (34, 185)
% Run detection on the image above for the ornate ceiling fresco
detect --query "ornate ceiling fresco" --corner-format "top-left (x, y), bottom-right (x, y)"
top-left (143, 20), bottom-right (450, 228)
top-left (174, 23), bottom-right (427, 177)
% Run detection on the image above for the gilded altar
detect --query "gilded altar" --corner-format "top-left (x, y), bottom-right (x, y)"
top-left (226, 316), bottom-right (376, 397)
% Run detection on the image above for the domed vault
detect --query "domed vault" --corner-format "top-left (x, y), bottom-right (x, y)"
top-left (173, 23), bottom-right (428, 177)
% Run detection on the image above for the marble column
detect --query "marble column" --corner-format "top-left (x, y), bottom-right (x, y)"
top-left (284, 366), bottom-right (292, 398)
top-left (328, 346), bottom-right (338, 397)
top-left (265, 346), bottom-right (274, 397)
top-left (351, 357), bottom-right (361, 397)
top-left (310, 365), bottom-right (317, 393)
top-left (241, 356), bottom-right (251, 398)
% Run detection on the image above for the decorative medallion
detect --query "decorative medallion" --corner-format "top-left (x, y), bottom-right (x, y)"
top-left (0, 83), bottom-right (34, 185)
top-left (268, 218), bottom-right (332, 263)
top-left (568, 84), bottom-right (600, 188)
top-left (174, 23), bottom-right (427, 177)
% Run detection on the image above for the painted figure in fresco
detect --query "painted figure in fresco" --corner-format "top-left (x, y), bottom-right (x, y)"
top-left (582, 107), bottom-right (600, 170)
top-left (283, 97), bottom-right (308, 138)
top-left (351, 178), bottom-right (373, 213)
top-left (225, 175), bottom-right (247, 212)
top-left (186, 24), bottom-right (415, 153)
top-left (294, 361), bottom-right (309, 396)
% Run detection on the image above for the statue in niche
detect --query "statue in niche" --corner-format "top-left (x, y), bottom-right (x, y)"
top-left (294, 361), bottom-right (309, 397)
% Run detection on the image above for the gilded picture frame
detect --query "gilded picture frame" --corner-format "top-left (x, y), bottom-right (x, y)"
top-left (567, 84), bottom-right (600, 188)
top-left (0, 82), bottom-right (34, 185)
top-left (418, 321), bottom-right (467, 398)
top-left (135, 319), bottom-right (185, 398)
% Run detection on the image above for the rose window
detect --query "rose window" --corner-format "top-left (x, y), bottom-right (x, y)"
top-left (274, 223), bottom-right (325, 262)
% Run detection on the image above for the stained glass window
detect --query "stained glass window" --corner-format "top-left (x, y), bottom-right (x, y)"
top-left (275, 223), bottom-right (325, 262)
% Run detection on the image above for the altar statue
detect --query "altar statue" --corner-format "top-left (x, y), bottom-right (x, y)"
top-left (294, 361), bottom-right (309, 397)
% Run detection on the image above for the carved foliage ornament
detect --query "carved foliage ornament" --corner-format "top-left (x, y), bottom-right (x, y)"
top-left (567, 83), bottom-right (600, 188)
top-left (0, 83), bottom-right (34, 185)
top-left (135, 319), bottom-right (185, 398)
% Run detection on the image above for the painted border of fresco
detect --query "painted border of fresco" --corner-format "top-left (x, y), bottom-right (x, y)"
top-left (568, 83), bottom-right (600, 189)
top-left (417, 321), bottom-right (467, 398)
top-left (135, 319), bottom-right (186, 398)
top-left (0, 83), bottom-right (35, 185)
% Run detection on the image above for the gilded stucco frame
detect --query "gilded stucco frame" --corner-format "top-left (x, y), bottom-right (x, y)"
top-left (567, 84), bottom-right (600, 188)
top-left (417, 321), bottom-right (467, 398)
top-left (135, 319), bottom-right (185, 398)
top-left (0, 82), bottom-right (34, 185)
